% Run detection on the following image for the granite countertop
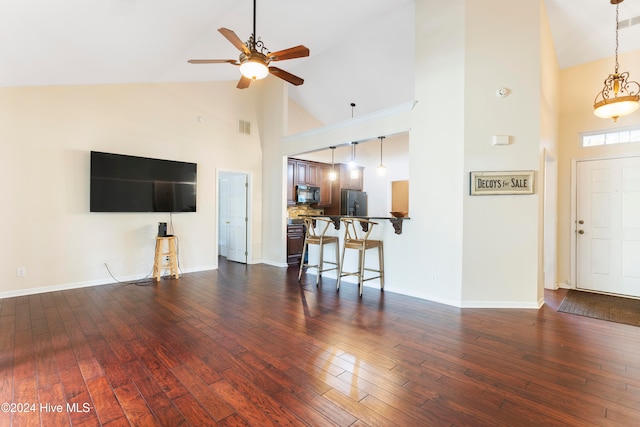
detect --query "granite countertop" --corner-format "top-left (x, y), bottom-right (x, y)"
top-left (296, 214), bottom-right (410, 234)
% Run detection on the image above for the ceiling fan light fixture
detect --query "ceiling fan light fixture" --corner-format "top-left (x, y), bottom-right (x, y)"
top-left (593, 0), bottom-right (640, 121)
top-left (188, 0), bottom-right (308, 88)
top-left (239, 56), bottom-right (269, 80)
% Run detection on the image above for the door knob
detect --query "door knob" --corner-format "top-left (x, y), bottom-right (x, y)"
top-left (578, 230), bottom-right (585, 234)
top-left (578, 220), bottom-right (584, 224)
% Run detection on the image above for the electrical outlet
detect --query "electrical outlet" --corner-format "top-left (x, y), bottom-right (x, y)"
top-left (16, 267), bottom-right (26, 278)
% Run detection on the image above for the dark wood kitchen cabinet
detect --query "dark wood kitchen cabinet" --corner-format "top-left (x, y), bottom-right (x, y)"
top-left (287, 224), bottom-right (304, 265)
top-left (287, 157), bottom-right (365, 213)
top-left (287, 158), bottom-right (334, 207)
top-left (297, 161), bottom-right (319, 186)
top-left (317, 164), bottom-right (334, 207)
top-left (287, 159), bottom-right (296, 206)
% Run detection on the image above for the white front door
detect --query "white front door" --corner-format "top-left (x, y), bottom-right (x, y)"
top-left (576, 157), bottom-right (640, 297)
top-left (226, 174), bottom-right (248, 264)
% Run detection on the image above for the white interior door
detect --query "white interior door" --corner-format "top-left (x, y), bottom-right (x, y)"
top-left (225, 174), bottom-right (248, 264)
top-left (218, 178), bottom-right (229, 257)
top-left (577, 157), bottom-right (640, 297)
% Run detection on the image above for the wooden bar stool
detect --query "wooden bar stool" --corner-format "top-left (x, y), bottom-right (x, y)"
top-left (337, 218), bottom-right (384, 297)
top-left (298, 217), bottom-right (340, 286)
top-left (153, 236), bottom-right (179, 281)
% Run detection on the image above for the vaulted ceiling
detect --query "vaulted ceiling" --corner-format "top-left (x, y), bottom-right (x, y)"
top-left (2, 0), bottom-right (640, 125)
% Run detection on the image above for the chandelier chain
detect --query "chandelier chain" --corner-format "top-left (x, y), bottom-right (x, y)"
top-left (615, 2), bottom-right (620, 73)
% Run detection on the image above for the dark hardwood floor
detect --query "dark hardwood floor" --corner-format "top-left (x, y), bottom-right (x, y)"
top-left (1, 258), bottom-right (640, 426)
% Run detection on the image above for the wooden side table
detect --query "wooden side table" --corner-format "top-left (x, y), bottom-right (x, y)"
top-left (153, 236), bottom-right (179, 281)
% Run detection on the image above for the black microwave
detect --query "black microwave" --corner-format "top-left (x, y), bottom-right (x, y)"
top-left (297, 185), bottom-right (320, 204)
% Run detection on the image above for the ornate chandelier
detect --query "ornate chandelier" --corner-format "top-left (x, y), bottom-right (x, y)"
top-left (593, 0), bottom-right (640, 122)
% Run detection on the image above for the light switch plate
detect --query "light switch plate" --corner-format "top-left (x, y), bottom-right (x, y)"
top-left (492, 135), bottom-right (511, 145)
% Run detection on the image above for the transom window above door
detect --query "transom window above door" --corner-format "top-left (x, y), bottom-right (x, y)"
top-left (581, 125), bottom-right (640, 147)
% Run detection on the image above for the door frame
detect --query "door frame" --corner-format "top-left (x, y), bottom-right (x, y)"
top-left (570, 154), bottom-right (640, 289)
top-left (543, 150), bottom-right (557, 290)
top-left (217, 169), bottom-right (252, 264)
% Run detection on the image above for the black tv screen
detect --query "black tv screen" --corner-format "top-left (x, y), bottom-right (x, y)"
top-left (90, 151), bottom-right (197, 212)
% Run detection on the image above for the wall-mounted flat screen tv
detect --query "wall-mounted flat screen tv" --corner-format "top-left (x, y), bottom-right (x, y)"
top-left (90, 151), bottom-right (197, 213)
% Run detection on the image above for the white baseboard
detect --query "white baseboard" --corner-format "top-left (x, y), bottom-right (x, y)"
top-left (260, 259), bottom-right (289, 268)
top-left (461, 299), bottom-right (543, 309)
top-left (0, 278), bottom-right (116, 300)
top-left (0, 265), bottom-right (218, 300)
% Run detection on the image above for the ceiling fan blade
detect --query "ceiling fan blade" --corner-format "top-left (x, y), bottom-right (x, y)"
top-left (268, 45), bottom-right (310, 61)
top-left (269, 67), bottom-right (304, 86)
top-left (237, 76), bottom-right (252, 89)
top-left (188, 59), bottom-right (239, 65)
top-left (218, 28), bottom-right (250, 54)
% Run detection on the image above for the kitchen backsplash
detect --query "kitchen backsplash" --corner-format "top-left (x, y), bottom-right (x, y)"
top-left (287, 205), bottom-right (324, 219)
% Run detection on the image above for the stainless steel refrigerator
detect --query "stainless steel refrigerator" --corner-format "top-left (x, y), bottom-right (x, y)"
top-left (340, 189), bottom-right (368, 216)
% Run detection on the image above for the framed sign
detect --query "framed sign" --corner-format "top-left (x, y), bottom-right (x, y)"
top-left (470, 170), bottom-right (535, 195)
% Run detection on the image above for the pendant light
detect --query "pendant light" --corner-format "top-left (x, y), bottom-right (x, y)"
top-left (328, 146), bottom-right (337, 181)
top-left (349, 142), bottom-right (359, 179)
top-left (347, 103), bottom-right (359, 179)
top-left (593, 0), bottom-right (640, 122)
top-left (376, 136), bottom-right (387, 176)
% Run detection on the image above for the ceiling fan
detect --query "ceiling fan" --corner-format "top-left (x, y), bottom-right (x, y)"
top-left (188, 0), bottom-right (310, 89)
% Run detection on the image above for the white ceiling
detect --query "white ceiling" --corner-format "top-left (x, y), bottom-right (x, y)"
top-left (545, 0), bottom-right (640, 69)
top-left (1, 0), bottom-right (640, 125)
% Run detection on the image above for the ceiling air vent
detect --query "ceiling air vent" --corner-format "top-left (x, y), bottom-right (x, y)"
top-left (619, 15), bottom-right (640, 29)
top-left (237, 119), bottom-right (251, 136)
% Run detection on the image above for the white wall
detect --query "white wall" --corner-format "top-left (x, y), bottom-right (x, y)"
top-left (409, 0), bottom-right (466, 306)
top-left (361, 136), bottom-right (410, 217)
top-left (539, 0), bottom-right (560, 295)
top-left (460, 0), bottom-right (543, 307)
top-left (0, 81), bottom-right (263, 297)
top-left (288, 2), bottom-right (415, 126)
top-left (288, 98), bottom-right (323, 135)
top-left (259, 79), bottom-right (290, 267)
